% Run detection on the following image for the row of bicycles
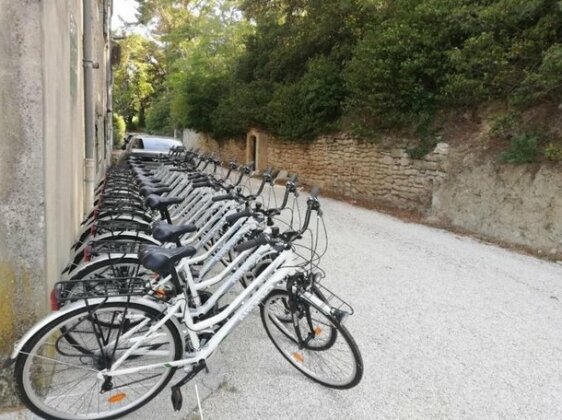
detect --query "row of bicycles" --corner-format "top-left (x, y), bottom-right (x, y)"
top-left (5, 147), bottom-right (363, 419)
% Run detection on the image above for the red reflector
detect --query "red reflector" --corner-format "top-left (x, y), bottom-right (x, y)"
top-left (90, 224), bottom-right (97, 236)
top-left (83, 245), bottom-right (91, 262)
top-left (50, 288), bottom-right (59, 311)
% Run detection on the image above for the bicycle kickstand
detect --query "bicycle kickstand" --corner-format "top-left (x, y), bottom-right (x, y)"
top-left (170, 360), bottom-right (209, 411)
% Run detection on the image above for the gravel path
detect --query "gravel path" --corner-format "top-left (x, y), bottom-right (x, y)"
top-left (186, 196), bottom-right (562, 420)
top-left (3, 195), bottom-right (561, 420)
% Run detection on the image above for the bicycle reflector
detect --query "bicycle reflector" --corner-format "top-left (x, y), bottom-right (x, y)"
top-left (50, 288), bottom-right (60, 311)
top-left (107, 393), bottom-right (127, 404)
top-left (292, 352), bottom-right (304, 364)
top-left (83, 245), bottom-right (92, 262)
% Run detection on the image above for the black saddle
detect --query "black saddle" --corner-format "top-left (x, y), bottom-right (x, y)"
top-left (139, 245), bottom-right (197, 274)
top-left (136, 174), bottom-right (162, 184)
top-left (144, 194), bottom-right (183, 211)
top-left (152, 222), bottom-right (197, 243)
top-left (140, 186), bottom-right (171, 197)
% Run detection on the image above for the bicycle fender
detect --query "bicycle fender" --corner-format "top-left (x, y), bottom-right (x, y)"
top-left (6, 296), bottom-right (174, 364)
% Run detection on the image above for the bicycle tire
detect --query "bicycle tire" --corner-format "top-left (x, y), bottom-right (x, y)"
top-left (260, 289), bottom-right (363, 389)
top-left (14, 301), bottom-right (182, 420)
top-left (70, 257), bottom-right (150, 281)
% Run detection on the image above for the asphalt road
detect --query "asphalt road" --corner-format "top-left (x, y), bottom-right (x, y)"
top-left (3, 195), bottom-right (562, 419)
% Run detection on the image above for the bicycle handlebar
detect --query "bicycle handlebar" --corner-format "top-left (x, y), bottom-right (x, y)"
top-left (310, 186), bottom-right (320, 198)
top-left (225, 207), bottom-right (253, 224)
top-left (234, 233), bottom-right (269, 252)
top-left (212, 194), bottom-right (234, 202)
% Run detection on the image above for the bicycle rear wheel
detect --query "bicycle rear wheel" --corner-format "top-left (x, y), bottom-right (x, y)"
top-left (70, 257), bottom-right (153, 286)
top-left (260, 289), bottom-right (363, 389)
top-left (15, 301), bottom-right (182, 420)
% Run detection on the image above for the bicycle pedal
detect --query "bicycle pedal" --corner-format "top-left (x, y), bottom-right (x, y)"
top-left (171, 386), bottom-right (183, 411)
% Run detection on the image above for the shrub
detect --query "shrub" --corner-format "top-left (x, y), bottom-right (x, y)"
top-left (407, 139), bottom-right (436, 160)
top-left (146, 93), bottom-right (173, 136)
top-left (211, 80), bottom-right (274, 139)
top-left (266, 56), bottom-right (346, 139)
top-left (173, 73), bottom-right (230, 134)
top-left (489, 112), bottom-right (521, 139)
top-left (512, 44), bottom-right (562, 107)
top-left (345, 0), bottom-right (562, 131)
top-left (112, 113), bottom-right (126, 147)
top-left (545, 142), bottom-right (562, 162)
top-left (501, 133), bottom-right (539, 164)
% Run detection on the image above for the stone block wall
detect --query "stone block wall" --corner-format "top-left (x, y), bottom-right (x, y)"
top-left (199, 133), bottom-right (449, 211)
top-left (192, 129), bottom-right (561, 255)
top-left (199, 132), bottom-right (449, 211)
top-left (266, 134), bottom-right (449, 210)
top-left (198, 134), bottom-right (247, 166)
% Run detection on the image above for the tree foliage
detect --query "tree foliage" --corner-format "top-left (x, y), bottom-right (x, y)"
top-left (113, 34), bottom-right (165, 128)
top-left (119, 0), bottom-right (562, 140)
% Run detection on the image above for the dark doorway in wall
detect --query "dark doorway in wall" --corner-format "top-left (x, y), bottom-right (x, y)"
top-left (249, 135), bottom-right (257, 169)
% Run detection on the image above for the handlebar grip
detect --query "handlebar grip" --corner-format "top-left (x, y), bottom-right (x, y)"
top-left (310, 186), bottom-right (320, 198)
top-left (271, 169), bottom-right (280, 180)
top-left (234, 233), bottom-right (269, 253)
top-left (192, 182), bottom-right (212, 189)
top-left (225, 208), bottom-right (252, 224)
top-left (289, 173), bottom-right (298, 183)
top-left (212, 194), bottom-right (234, 202)
top-left (189, 173), bottom-right (207, 179)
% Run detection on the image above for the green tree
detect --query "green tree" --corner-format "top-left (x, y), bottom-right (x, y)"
top-left (113, 34), bottom-right (166, 128)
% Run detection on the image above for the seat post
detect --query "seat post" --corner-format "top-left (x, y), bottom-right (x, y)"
top-left (160, 208), bottom-right (173, 224)
top-left (169, 266), bottom-right (182, 292)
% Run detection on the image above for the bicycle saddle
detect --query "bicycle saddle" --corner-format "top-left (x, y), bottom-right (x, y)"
top-left (139, 245), bottom-right (197, 274)
top-left (152, 221), bottom-right (197, 243)
top-left (144, 195), bottom-right (183, 211)
top-left (140, 186), bottom-right (172, 197)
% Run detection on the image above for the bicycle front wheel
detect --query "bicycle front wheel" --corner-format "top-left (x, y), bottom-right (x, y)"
top-left (14, 301), bottom-right (182, 420)
top-left (260, 289), bottom-right (363, 389)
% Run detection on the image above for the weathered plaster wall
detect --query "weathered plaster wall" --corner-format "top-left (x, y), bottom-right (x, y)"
top-left (43, 0), bottom-right (87, 335)
top-left (0, 0), bottom-right (112, 408)
top-left (183, 129), bottom-right (204, 150)
top-left (432, 160), bottom-right (562, 255)
top-left (0, 0), bottom-right (47, 406)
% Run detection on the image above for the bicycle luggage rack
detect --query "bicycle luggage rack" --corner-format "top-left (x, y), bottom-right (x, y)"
top-left (87, 240), bottom-right (143, 257)
top-left (314, 282), bottom-right (354, 321)
top-left (54, 277), bottom-right (152, 305)
top-left (93, 220), bottom-right (152, 235)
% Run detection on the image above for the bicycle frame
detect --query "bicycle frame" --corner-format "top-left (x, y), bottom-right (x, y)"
top-left (97, 246), bottom-right (298, 379)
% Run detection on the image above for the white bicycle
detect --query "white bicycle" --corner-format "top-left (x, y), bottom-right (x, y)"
top-left (5, 189), bottom-right (363, 420)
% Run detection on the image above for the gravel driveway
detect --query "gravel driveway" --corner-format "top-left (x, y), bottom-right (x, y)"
top-left (189, 196), bottom-right (562, 419)
top-left (3, 195), bottom-right (561, 420)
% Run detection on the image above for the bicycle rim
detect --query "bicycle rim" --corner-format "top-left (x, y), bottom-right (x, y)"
top-left (15, 302), bottom-right (181, 420)
top-left (261, 290), bottom-right (363, 389)
top-left (71, 258), bottom-right (152, 282)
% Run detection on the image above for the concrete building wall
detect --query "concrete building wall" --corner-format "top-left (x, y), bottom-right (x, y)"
top-left (0, 1), bottom-right (48, 406)
top-left (183, 129), bottom-right (206, 150)
top-left (43, 0), bottom-right (87, 328)
top-left (0, 0), bottom-right (112, 408)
